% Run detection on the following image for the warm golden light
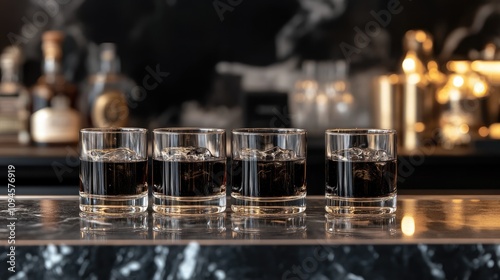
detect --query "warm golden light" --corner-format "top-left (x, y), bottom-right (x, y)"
top-left (448, 199), bottom-right (464, 230)
top-left (471, 60), bottom-right (500, 75)
top-left (316, 93), bottom-right (328, 104)
top-left (472, 81), bottom-right (488, 98)
top-left (478, 126), bottom-right (489, 137)
top-left (407, 73), bottom-right (421, 84)
top-left (459, 124), bottom-right (469, 134)
top-left (334, 81), bottom-right (346, 92)
top-left (401, 215), bottom-right (416, 236)
top-left (414, 122), bottom-right (425, 132)
top-left (447, 61), bottom-right (470, 73)
top-left (428, 61), bottom-right (438, 70)
top-left (449, 89), bottom-right (461, 101)
top-left (342, 93), bottom-right (354, 104)
top-left (489, 123), bottom-right (500, 139)
top-left (452, 76), bottom-right (464, 87)
top-left (301, 80), bottom-right (318, 90)
top-left (423, 39), bottom-right (433, 53)
top-left (403, 57), bottom-right (416, 73)
top-left (436, 88), bottom-right (449, 104)
top-left (415, 30), bottom-right (427, 42)
top-left (389, 74), bottom-right (399, 83)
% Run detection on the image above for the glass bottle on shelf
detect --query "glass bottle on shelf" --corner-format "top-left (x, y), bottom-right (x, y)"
top-left (398, 30), bottom-right (436, 150)
top-left (321, 60), bottom-right (353, 128)
top-left (437, 61), bottom-right (490, 149)
top-left (30, 30), bottom-right (80, 145)
top-left (82, 43), bottom-right (133, 128)
top-left (0, 46), bottom-right (30, 145)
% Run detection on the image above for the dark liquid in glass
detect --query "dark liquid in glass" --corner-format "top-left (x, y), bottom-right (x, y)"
top-left (231, 159), bottom-right (306, 197)
top-left (153, 159), bottom-right (226, 197)
top-left (79, 160), bottom-right (148, 196)
top-left (326, 159), bottom-right (397, 198)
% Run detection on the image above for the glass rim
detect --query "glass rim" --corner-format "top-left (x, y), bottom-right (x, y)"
top-left (326, 128), bottom-right (396, 135)
top-left (232, 128), bottom-right (306, 135)
top-left (80, 127), bottom-right (147, 134)
top-left (153, 127), bottom-right (225, 135)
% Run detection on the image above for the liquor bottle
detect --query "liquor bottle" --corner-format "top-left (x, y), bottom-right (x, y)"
top-left (30, 31), bottom-right (80, 145)
top-left (82, 43), bottom-right (132, 128)
top-left (289, 60), bottom-right (318, 133)
top-left (399, 30), bottom-right (435, 150)
top-left (0, 46), bottom-right (30, 144)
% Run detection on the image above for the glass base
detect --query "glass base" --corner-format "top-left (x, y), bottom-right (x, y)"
top-left (80, 212), bottom-right (148, 232)
top-left (153, 194), bottom-right (226, 215)
top-left (231, 194), bottom-right (306, 216)
top-left (153, 213), bottom-right (226, 232)
top-left (79, 192), bottom-right (148, 215)
top-left (325, 193), bottom-right (397, 216)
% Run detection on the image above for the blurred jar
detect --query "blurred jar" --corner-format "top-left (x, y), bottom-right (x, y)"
top-left (437, 61), bottom-right (490, 149)
top-left (289, 60), bottom-right (318, 133)
top-left (373, 30), bottom-right (442, 151)
top-left (289, 60), bottom-right (353, 136)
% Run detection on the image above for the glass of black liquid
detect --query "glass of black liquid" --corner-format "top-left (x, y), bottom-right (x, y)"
top-left (79, 128), bottom-right (148, 214)
top-left (152, 128), bottom-right (226, 215)
top-left (325, 129), bottom-right (397, 215)
top-left (231, 128), bottom-right (307, 215)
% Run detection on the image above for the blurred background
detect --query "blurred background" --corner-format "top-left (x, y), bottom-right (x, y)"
top-left (3, 0), bottom-right (500, 128)
top-left (2, 0), bottom-right (500, 194)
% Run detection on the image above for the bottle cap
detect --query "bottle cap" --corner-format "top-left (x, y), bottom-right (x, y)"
top-left (42, 30), bottom-right (64, 59)
top-left (0, 46), bottom-right (23, 68)
top-left (42, 30), bottom-right (65, 44)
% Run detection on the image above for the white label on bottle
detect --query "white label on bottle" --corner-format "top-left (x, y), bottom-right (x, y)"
top-left (31, 108), bottom-right (80, 143)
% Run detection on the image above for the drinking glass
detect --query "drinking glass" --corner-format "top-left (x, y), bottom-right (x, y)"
top-left (79, 128), bottom-right (148, 214)
top-left (231, 128), bottom-right (307, 215)
top-left (152, 128), bottom-right (226, 215)
top-left (325, 129), bottom-right (397, 215)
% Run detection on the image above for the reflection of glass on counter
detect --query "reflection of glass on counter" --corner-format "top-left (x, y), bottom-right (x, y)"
top-left (80, 212), bottom-right (148, 240)
top-left (231, 213), bottom-right (306, 235)
top-left (446, 199), bottom-right (465, 230)
top-left (153, 213), bottom-right (226, 232)
top-left (153, 213), bottom-right (226, 240)
top-left (325, 214), bottom-right (397, 238)
top-left (40, 200), bottom-right (59, 227)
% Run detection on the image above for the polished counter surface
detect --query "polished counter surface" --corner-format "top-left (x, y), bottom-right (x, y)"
top-left (1, 195), bottom-right (500, 245)
top-left (1, 195), bottom-right (500, 279)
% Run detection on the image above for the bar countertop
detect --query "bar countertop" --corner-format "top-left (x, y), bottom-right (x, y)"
top-left (1, 195), bottom-right (500, 279)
